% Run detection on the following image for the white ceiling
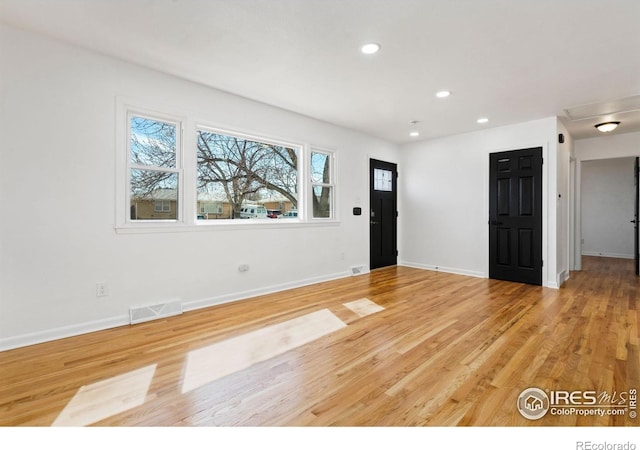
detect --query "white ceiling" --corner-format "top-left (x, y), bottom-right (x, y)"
top-left (1, 0), bottom-right (639, 144)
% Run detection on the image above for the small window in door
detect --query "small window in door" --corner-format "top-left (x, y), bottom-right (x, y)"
top-left (374, 168), bottom-right (393, 191)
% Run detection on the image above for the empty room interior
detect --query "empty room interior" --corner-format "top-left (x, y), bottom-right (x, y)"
top-left (1, 0), bottom-right (640, 431)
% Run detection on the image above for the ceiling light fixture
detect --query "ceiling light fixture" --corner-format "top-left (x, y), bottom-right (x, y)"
top-left (477, 117), bottom-right (489, 124)
top-left (594, 121), bottom-right (620, 132)
top-left (361, 43), bottom-right (381, 55)
top-left (409, 131), bottom-right (420, 137)
top-left (436, 90), bottom-right (451, 98)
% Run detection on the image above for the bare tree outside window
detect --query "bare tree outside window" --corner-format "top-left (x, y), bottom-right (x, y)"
top-left (130, 116), bottom-right (176, 168)
top-left (197, 130), bottom-right (298, 219)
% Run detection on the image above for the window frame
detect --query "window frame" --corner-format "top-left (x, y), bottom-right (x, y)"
top-left (373, 167), bottom-right (394, 192)
top-left (194, 123), bottom-right (305, 224)
top-left (309, 148), bottom-right (336, 220)
top-left (122, 107), bottom-right (184, 226)
top-left (115, 99), bottom-right (338, 233)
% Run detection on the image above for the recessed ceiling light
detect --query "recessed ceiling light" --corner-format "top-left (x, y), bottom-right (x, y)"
top-left (477, 117), bottom-right (489, 124)
top-left (361, 43), bottom-right (381, 55)
top-left (436, 90), bottom-right (451, 98)
top-left (409, 131), bottom-right (420, 137)
top-left (594, 121), bottom-right (620, 132)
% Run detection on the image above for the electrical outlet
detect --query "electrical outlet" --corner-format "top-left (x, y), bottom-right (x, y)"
top-left (96, 282), bottom-right (108, 297)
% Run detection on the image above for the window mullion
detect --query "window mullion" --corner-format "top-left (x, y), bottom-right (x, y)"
top-left (181, 120), bottom-right (197, 225)
top-left (129, 164), bottom-right (180, 174)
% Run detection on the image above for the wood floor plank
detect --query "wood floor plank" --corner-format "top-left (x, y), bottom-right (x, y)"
top-left (0, 256), bottom-right (638, 426)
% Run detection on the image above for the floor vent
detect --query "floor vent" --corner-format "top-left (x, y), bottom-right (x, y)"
top-left (350, 265), bottom-right (369, 276)
top-left (129, 301), bottom-right (182, 325)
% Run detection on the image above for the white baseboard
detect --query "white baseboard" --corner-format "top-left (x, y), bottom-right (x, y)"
top-left (399, 260), bottom-right (568, 290)
top-left (181, 271), bottom-right (351, 312)
top-left (582, 251), bottom-right (634, 260)
top-left (0, 315), bottom-right (129, 352)
top-left (0, 270), bottom-right (351, 352)
top-left (557, 269), bottom-right (570, 287)
top-left (544, 271), bottom-right (569, 290)
top-left (398, 261), bottom-right (486, 279)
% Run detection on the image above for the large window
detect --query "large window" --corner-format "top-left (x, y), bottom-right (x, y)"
top-left (196, 128), bottom-right (299, 220)
top-left (128, 113), bottom-right (181, 221)
top-left (118, 102), bottom-right (336, 229)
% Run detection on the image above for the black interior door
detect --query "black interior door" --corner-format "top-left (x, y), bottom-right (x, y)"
top-left (634, 157), bottom-right (639, 275)
top-left (370, 159), bottom-right (397, 270)
top-left (489, 148), bottom-right (543, 285)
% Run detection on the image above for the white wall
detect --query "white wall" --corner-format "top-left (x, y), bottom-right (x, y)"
top-left (0, 25), bottom-right (399, 350)
top-left (398, 117), bottom-right (565, 287)
top-left (575, 132), bottom-right (640, 160)
top-left (580, 158), bottom-right (635, 259)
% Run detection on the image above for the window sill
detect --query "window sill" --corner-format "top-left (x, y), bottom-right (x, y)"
top-left (114, 219), bottom-right (340, 234)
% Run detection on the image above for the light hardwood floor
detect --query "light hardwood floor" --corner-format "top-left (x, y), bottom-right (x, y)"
top-left (1, 256), bottom-right (638, 426)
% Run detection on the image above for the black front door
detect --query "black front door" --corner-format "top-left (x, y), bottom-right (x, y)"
top-left (370, 159), bottom-right (397, 270)
top-left (489, 147), bottom-right (543, 285)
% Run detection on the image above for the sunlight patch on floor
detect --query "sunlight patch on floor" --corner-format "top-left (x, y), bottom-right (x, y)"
top-left (343, 298), bottom-right (385, 317)
top-left (52, 364), bottom-right (157, 426)
top-left (181, 308), bottom-right (347, 393)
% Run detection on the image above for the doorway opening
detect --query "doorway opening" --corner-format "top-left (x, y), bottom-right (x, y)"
top-left (577, 157), bottom-right (638, 274)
